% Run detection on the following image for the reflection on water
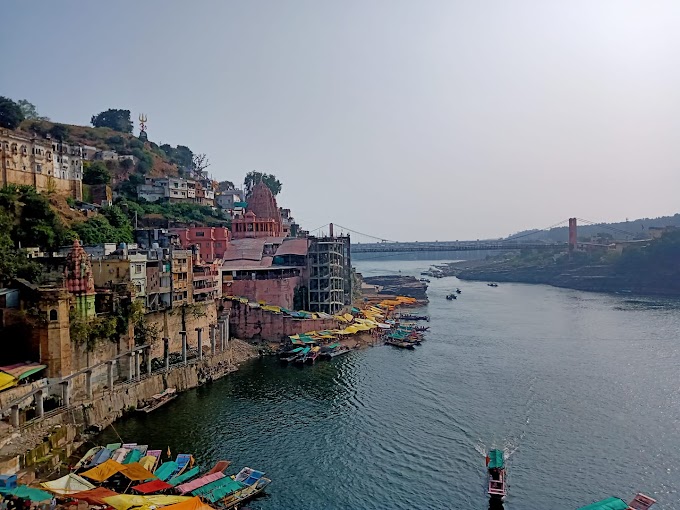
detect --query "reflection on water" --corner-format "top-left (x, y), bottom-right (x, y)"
top-left (96, 259), bottom-right (680, 509)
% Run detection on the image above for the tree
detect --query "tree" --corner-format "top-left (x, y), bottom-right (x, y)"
top-left (218, 180), bottom-right (236, 192)
top-left (16, 99), bottom-right (49, 121)
top-left (83, 161), bottom-right (111, 185)
top-left (244, 171), bottom-right (282, 197)
top-left (0, 97), bottom-right (24, 130)
top-left (192, 153), bottom-right (210, 174)
top-left (49, 124), bottom-right (69, 141)
top-left (91, 109), bottom-right (133, 133)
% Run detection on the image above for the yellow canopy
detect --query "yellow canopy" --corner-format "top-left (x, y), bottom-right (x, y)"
top-left (103, 495), bottom-right (191, 510)
top-left (344, 326), bottom-right (359, 334)
top-left (0, 372), bottom-right (17, 391)
top-left (161, 497), bottom-right (214, 510)
top-left (139, 455), bottom-right (157, 472)
top-left (343, 313), bottom-right (353, 322)
top-left (41, 474), bottom-right (95, 495)
top-left (81, 460), bottom-right (125, 482)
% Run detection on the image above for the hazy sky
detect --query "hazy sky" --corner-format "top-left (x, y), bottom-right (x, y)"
top-left (2, 1), bottom-right (679, 241)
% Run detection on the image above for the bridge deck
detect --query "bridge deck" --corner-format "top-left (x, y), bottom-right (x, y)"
top-left (351, 242), bottom-right (568, 253)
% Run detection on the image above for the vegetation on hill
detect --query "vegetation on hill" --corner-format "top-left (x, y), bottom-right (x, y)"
top-left (244, 171), bottom-right (282, 197)
top-left (91, 109), bottom-right (134, 133)
top-left (0, 97), bottom-right (25, 130)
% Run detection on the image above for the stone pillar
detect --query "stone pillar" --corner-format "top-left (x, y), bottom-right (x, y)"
top-left (62, 381), bottom-right (71, 407)
top-left (85, 370), bottom-right (93, 400)
top-left (146, 347), bottom-right (152, 376)
top-left (128, 353), bottom-right (134, 380)
top-left (35, 390), bottom-right (44, 419)
top-left (134, 351), bottom-right (141, 379)
top-left (163, 337), bottom-right (170, 371)
top-left (107, 361), bottom-right (114, 389)
top-left (219, 321), bottom-right (225, 351)
top-left (180, 331), bottom-right (187, 363)
top-left (196, 327), bottom-right (203, 360)
top-left (209, 324), bottom-right (216, 356)
top-left (10, 405), bottom-right (19, 428)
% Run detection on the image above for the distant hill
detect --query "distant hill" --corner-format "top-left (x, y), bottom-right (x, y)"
top-left (507, 214), bottom-right (680, 242)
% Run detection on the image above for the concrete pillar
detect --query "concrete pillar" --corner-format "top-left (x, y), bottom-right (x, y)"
top-left (180, 331), bottom-right (187, 363)
top-left (196, 327), bottom-right (203, 360)
top-left (163, 337), bottom-right (170, 371)
top-left (85, 370), bottom-right (93, 400)
top-left (107, 361), bottom-right (114, 389)
top-left (35, 390), bottom-right (44, 419)
top-left (209, 324), bottom-right (216, 356)
top-left (226, 312), bottom-right (232, 365)
top-left (10, 405), bottom-right (19, 428)
top-left (134, 351), bottom-right (141, 379)
top-left (128, 353), bottom-right (134, 380)
top-left (62, 381), bottom-right (71, 407)
top-left (220, 321), bottom-right (225, 351)
top-left (146, 347), bottom-right (152, 376)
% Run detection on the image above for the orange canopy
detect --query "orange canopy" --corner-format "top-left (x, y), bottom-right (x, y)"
top-left (161, 496), bottom-right (214, 510)
top-left (70, 487), bottom-right (119, 505)
top-left (121, 462), bottom-right (157, 481)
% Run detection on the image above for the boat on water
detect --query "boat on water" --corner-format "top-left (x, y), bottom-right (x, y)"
top-left (385, 339), bottom-right (415, 350)
top-left (294, 347), bottom-right (312, 365)
top-left (305, 346), bottom-right (321, 364)
top-left (220, 467), bottom-right (272, 509)
top-left (419, 278), bottom-right (431, 283)
top-left (413, 326), bottom-right (429, 332)
top-left (321, 343), bottom-right (351, 359)
top-left (136, 388), bottom-right (177, 414)
top-left (456, 288), bottom-right (462, 294)
top-left (487, 282), bottom-right (498, 287)
top-left (279, 346), bottom-right (304, 363)
top-left (446, 294), bottom-right (457, 300)
top-left (577, 493), bottom-right (656, 510)
top-left (396, 313), bottom-right (430, 322)
top-left (486, 449), bottom-right (507, 498)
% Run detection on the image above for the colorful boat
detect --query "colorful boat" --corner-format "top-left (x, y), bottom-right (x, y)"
top-left (294, 347), bottom-right (311, 365)
top-left (280, 347), bottom-right (304, 363)
top-left (305, 346), bottom-right (321, 364)
top-left (385, 339), bottom-right (415, 350)
top-left (322, 343), bottom-right (351, 359)
top-left (577, 493), bottom-right (656, 510)
top-left (486, 449), bottom-right (507, 498)
top-left (220, 467), bottom-right (272, 509)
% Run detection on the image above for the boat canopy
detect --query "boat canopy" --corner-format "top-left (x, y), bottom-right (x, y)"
top-left (488, 449), bottom-right (504, 470)
top-left (168, 466), bottom-right (200, 487)
top-left (327, 343), bottom-right (340, 349)
top-left (154, 461), bottom-right (179, 481)
top-left (103, 494), bottom-right (190, 510)
top-left (41, 473), bottom-right (94, 495)
top-left (287, 347), bottom-right (304, 354)
top-left (133, 479), bottom-right (173, 494)
top-left (70, 487), bottom-right (119, 506)
top-left (0, 486), bottom-right (52, 502)
top-left (577, 497), bottom-right (630, 510)
top-left (300, 347), bottom-right (311, 355)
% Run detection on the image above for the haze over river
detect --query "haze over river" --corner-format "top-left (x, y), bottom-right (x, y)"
top-left (98, 259), bottom-right (680, 509)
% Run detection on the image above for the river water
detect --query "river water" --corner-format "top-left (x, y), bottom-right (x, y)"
top-left (97, 259), bottom-right (680, 509)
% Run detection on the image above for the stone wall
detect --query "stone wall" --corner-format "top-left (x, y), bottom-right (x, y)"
top-left (225, 277), bottom-right (300, 310)
top-left (226, 301), bottom-right (339, 342)
top-left (145, 302), bottom-right (217, 358)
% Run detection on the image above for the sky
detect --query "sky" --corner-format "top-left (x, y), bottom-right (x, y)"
top-left (2, 1), bottom-right (679, 241)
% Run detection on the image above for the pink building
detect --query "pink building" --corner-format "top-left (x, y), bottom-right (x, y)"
top-left (171, 226), bottom-right (230, 262)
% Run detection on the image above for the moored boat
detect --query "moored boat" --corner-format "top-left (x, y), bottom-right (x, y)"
top-left (577, 493), bottom-right (656, 510)
top-left (137, 388), bottom-right (177, 414)
top-left (220, 467), bottom-right (271, 509)
top-left (487, 282), bottom-right (498, 287)
top-left (280, 346), bottom-right (304, 363)
top-left (486, 449), bottom-right (507, 498)
top-left (385, 339), bottom-right (415, 350)
top-left (294, 347), bottom-right (311, 365)
top-left (305, 346), bottom-right (321, 364)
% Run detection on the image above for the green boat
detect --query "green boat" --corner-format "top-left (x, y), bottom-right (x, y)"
top-left (486, 449), bottom-right (506, 498)
top-left (577, 493), bottom-right (656, 510)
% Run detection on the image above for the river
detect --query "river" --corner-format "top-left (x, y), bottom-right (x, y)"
top-left (97, 259), bottom-right (680, 509)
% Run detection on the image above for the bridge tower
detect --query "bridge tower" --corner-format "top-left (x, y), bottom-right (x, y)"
top-left (568, 218), bottom-right (577, 253)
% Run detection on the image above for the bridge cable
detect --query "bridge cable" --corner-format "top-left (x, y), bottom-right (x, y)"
top-left (503, 219), bottom-right (570, 242)
top-left (332, 224), bottom-right (397, 243)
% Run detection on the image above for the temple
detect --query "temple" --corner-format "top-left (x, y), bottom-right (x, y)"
top-left (231, 182), bottom-right (284, 239)
top-left (63, 239), bottom-right (96, 318)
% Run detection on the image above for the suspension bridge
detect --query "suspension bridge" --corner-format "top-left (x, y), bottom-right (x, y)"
top-left (307, 218), bottom-right (649, 254)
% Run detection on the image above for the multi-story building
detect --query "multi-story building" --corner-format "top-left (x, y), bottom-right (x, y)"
top-left (307, 234), bottom-right (352, 314)
top-left (171, 226), bottom-right (230, 262)
top-left (171, 249), bottom-right (193, 306)
top-left (0, 129), bottom-right (83, 199)
top-left (216, 188), bottom-right (244, 210)
top-left (195, 181), bottom-right (215, 206)
top-left (192, 261), bottom-right (221, 303)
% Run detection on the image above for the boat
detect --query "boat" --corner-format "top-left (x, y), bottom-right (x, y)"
top-left (413, 326), bottom-right (429, 332)
top-left (220, 468), bottom-right (271, 509)
top-left (456, 288), bottom-right (462, 294)
top-left (324, 344), bottom-right (351, 359)
top-left (385, 339), bottom-right (415, 350)
top-left (577, 493), bottom-right (656, 510)
top-left (136, 388), bottom-right (177, 413)
top-left (395, 313), bottom-right (430, 322)
top-left (419, 278), bottom-right (430, 283)
top-left (445, 294), bottom-right (457, 300)
top-left (486, 449), bottom-right (507, 498)
top-left (305, 346), bottom-right (321, 364)
top-left (487, 282), bottom-right (498, 287)
top-left (279, 346), bottom-right (304, 363)
top-left (294, 347), bottom-right (311, 365)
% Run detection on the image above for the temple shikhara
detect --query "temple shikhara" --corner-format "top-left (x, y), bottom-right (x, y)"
top-left (231, 182), bottom-right (285, 238)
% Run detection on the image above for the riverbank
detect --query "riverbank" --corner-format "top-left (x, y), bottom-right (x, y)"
top-left (0, 339), bottom-right (259, 481)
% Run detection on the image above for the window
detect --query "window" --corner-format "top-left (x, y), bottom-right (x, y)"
top-left (216, 242), bottom-right (222, 247)
top-left (49, 309), bottom-right (58, 321)
top-left (195, 232), bottom-right (205, 237)
top-left (135, 264), bottom-right (142, 273)
top-left (36, 164), bottom-right (42, 173)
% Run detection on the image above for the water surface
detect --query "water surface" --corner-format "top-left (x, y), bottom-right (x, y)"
top-left (98, 260), bottom-right (680, 509)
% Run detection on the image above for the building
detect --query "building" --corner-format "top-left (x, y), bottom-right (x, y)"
top-left (222, 237), bottom-right (308, 309)
top-left (192, 260), bottom-right (221, 303)
top-left (216, 188), bottom-right (245, 210)
top-left (171, 249), bottom-right (193, 306)
top-left (0, 129), bottom-right (83, 200)
top-left (136, 176), bottom-right (215, 206)
top-left (231, 183), bottom-right (284, 239)
top-left (307, 234), bottom-right (352, 314)
top-left (171, 226), bottom-right (230, 262)
top-left (195, 181), bottom-right (215, 206)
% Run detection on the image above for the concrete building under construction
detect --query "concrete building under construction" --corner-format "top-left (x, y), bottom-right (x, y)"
top-left (307, 226), bottom-right (352, 314)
